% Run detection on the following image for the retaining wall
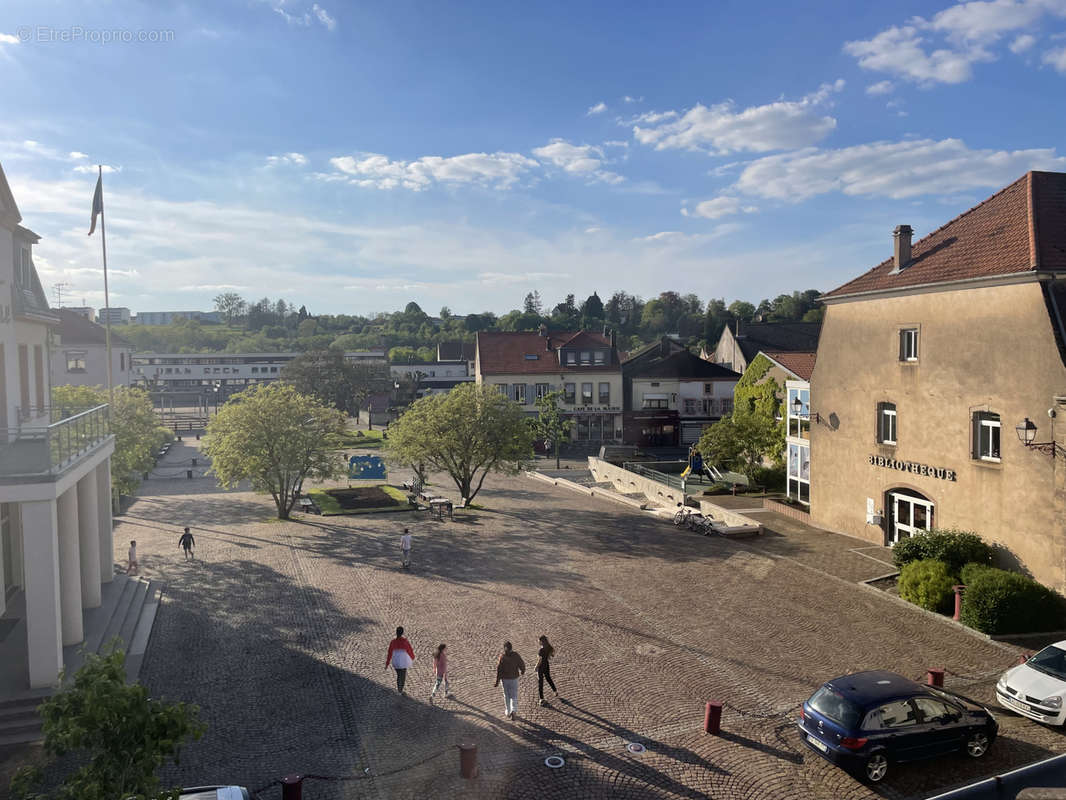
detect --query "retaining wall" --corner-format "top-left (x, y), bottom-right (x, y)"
top-left (588, 457), bottom-right (686, 507)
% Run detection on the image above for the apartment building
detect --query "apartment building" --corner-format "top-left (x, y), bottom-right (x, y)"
top-left (51, 309), bottom-right (134, 389)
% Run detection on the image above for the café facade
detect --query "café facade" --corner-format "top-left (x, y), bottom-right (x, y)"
top-left (809, 171), bottom-right (1066, 591)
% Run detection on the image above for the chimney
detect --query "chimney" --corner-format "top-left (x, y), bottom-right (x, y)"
top-left (893, 225), bottom-right (913, 271)
top-left (610, 328), bottom-right (616, 348)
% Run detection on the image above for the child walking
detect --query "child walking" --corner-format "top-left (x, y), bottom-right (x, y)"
top-left (430, 643), bottom-right (452, 702)
top-left (127, 540), bottom-right (139, 575)
top-left (537, 634), bottom-right (559, 705)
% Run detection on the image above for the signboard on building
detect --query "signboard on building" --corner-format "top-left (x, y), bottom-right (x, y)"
top-left (348, 455), bottom-right (387, 481)
top-left (867, 455), bottom-right (956, 481)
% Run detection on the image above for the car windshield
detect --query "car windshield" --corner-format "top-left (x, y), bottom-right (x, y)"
top-left (1027, 645), bottom-right (1066, 681)
top-left (808, 686), bottom-right (862, 729)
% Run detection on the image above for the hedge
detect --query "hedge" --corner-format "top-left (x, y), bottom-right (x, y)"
top-left (892, 529), bottom-right (993, 575)
top-left (960, 565), bottom-right (1066, 634)
top-left (898, 559), bottom-right (956, 614)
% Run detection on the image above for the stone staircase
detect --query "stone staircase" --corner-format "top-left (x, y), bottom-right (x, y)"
top-left (0, 574), bottom-right (163, 746)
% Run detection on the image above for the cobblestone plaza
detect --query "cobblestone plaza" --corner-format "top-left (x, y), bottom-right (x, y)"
top-left (119, 442), bottom-right (1066, 799)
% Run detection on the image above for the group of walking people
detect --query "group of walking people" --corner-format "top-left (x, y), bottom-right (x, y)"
top-left (384, 628), bottom-right (560, 718)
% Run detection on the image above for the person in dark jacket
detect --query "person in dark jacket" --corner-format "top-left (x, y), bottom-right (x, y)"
top-left (493, 641), bottom-right (525, 719)
top-left (178, 527), bottom-right (195, 560)
top-left (536, 635), bottom-right (559, 705)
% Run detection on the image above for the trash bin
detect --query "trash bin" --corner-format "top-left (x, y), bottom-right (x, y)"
top-left (458, 741), bottom-right (478, 778)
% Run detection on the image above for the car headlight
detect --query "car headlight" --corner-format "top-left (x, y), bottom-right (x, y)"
top-left (1041, 696), bottom-right (1063, 709)
top-left (996, 674), bottom-right (1008, 690)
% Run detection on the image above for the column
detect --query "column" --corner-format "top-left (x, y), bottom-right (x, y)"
top-left (96, 459), bottom-right (113, 584)
top-left (21, 499), bottom-right (63, 688)
top-left (56, 487), bottom-right (83, 646)
top-left (77, 470), bottom-right (101, 609)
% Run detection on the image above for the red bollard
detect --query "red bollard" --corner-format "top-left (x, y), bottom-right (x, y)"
top-left (927, 668), bottom-right (945, 688)
top-left (281, 775), bottom-right (303, 800)
top-left (704, 701), bottom-right (722, 735)
top-left (458, 741), bottom-right (478, 778)
top-left (952, 585), bottom-right (965, 621)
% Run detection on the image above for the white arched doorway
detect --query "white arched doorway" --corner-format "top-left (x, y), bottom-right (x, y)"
top-left (886, 488), bottom-right (934, 544)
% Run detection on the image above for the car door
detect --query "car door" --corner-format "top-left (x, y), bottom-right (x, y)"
top-left (871, 699), bottom-right (925, 761)
top-left (913, 696), bottom-right (965, 756)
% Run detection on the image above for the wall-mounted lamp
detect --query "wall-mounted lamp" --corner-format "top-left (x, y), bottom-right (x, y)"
top-left (1016, 414), bottom-right (1066, 459)
top-left (792, 395), bottom-right (831, 427)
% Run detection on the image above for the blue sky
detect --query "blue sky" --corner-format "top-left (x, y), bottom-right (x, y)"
top-left (2, 0), bottom-right (1066, 316)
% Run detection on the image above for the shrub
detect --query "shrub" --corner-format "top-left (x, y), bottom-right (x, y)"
top-left (960, 567), bottom-right (1066, 634)
top-left (892, 528), bottom-right (993, 574)
top-left (751, 466), bottom-right (785, 492)
top-left (898, 559), bottom-right (956, 614)
top-left (960, 562), bottom-right (996, 587)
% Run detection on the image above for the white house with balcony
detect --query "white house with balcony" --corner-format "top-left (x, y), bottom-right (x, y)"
top-left (0, 162), bottom-right (117, 692)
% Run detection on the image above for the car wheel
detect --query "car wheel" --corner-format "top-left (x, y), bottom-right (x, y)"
top-left (864, 752), bottom-right (889, 783)
top-left (966, 730), bottom-right (990, 758)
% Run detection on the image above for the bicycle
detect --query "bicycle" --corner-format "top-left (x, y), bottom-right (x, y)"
top-left (673, 507), bottom-right (696, 526)
top-left (685, 512), bottom-right (707, 532)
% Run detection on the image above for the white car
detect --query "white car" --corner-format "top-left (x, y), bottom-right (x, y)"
top-left (996, 640), bottom-right (1066, 725)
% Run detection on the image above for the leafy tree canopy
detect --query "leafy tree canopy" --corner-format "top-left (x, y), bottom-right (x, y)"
top-left (280, 350), bottom-right (391, 415)
top-left (530, 390), bottom-right (574, 469)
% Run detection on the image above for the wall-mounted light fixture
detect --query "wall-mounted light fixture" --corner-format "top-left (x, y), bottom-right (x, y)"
top-left (792, 395), bottom-right (832, 428)
top-left (1016, 414), bottom-right (1066, 459)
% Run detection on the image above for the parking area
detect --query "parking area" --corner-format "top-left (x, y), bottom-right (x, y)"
top-left (120, 441), bottom-right (1066, 799)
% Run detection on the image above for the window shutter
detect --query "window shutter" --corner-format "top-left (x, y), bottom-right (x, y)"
top-left (528, 383), bottom-right (536, 405)
top-left (898, 331), bottom-right (905, 361)
top-left (971, 412), bottom-right (981, 459)
top-left (876, 402), bottom-right (884, 442)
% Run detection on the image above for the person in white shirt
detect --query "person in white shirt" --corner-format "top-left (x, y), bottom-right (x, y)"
top-left (127, 540), bottom-right (139, 575)
top-left (400, 528), bottom-right (412, 568)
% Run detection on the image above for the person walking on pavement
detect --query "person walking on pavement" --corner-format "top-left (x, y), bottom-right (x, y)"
top-left (400, 528), bottom-right (412, 569)
top-left (385, 626), bottom-right (415, 694)
top-left (178, 527), bottom-right (195, 560)
top-left (430, 643), bottom-right (452, 702)
top-left (127, 540), bottom-right (139, 575)
top-left (536, 635), bottom-right (559, 705)
top-left (494, 641), bottom-right (525, 719)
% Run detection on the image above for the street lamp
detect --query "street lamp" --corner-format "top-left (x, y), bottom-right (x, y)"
top-left (1015, 416), bottom-right (1065, 458)
top-left (791, 395), bottom-right (822, 425)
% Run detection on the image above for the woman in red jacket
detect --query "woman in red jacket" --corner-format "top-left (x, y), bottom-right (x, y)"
top-left (385, 626), bottom-right (415, 693)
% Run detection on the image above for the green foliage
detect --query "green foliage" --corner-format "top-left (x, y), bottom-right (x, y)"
top-left (960, 566), bottom-right (1066, 634)
top-left (204, 383), bottom-right (349, 518)
top-left (960, 562), bottom-right (996, 586)
top-left (751, 466), bottom-right (785, 492)
top-left (696, 410), bottom-right (780, 480)
top-left (898, 559), bottom-right (957, 613)
top-left (732, 353), bottom-right (785, 466)
top-left (10, 646), bottom-right (204, 800)
top-left (891, 528), bottom-right (993, 574)
top-left (279, 350), bottom-right (391, 415)
top-left (51, 385), bottom-right (172, 496)
top-left (530, 390), bottom-right (575, 468)
top-left (387, 382), bottom-right (533, 503)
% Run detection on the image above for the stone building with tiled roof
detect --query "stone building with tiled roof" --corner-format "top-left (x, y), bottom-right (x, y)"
top-left (475, 329), bottom-right (623, 445)
top-left (810, 171), bottom-right (1066, 591)
top-left (710, 321), bottom-right (822, 374)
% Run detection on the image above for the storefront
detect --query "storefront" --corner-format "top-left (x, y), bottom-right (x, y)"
top-left (571, 411), bottom-right (623, 442)
top-left (622, 410), bottom-right (679, 447)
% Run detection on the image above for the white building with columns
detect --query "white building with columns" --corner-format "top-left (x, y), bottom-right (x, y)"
top-left (0, 162), bottom-right (115, 690)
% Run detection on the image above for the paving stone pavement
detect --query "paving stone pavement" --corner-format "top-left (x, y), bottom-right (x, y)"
top-left (117, 441), bottom-right (1066, 800)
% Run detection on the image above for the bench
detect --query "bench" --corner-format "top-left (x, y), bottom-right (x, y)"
top-left (296, 496), bottom-right (322, 515)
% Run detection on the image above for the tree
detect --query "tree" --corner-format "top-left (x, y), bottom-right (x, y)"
top-left (523, 291), bottom-right (543, 315)
top-left (696, 410), bottom-right (780, 480)
top-left (728, 300), bottom-right (756, 322)
top-left (213, 292), bottom-right (246, 325)
top-left (204, 384), bottom-right (348, 519)
top-left (11, 646), bottom-right (205, 800)
top-left (703, 298), bottom-right (732, 345)
top-left (280, 350), bottom-right (391, 415)
top-left (440, 306), bottom-right (452, 319)
top-left (530, 390), bottom-right (574, 469)
top-left (404, 301), bottom-right (425, 316)
top-left (51, 385), bottom-right (172, 496)
top-left (387, 383), bottom-right (533, 503)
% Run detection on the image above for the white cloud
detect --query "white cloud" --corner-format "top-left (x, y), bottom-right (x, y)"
top-left (632, 80), bottom-right (844, 154)
top-left (586, 101), bottom-right (607, 116)
top-left (266, 152), bottom-right (309, 167)
top-left (602, 140), bottom-right (629, 148)
top-left (1044, 45), bottom-right (1066, 71)
top-left (682, 196), bottom-right (758, 220)
top-left (531, 139), bottom-right (623, 184)
top-left (844, 0), bottom-right (1066, 85)
top-left (622, 95), bottom-right (643, 104)
top-left (327, 151), bottom-right (538, 190)
top-left (73, 164), bottom-right (120, 174)
top-left (1010, 33), bottom-right (1037, 52)
top-left (633, 225), bottom-right (743, 244)
top-left (312, 4), bottom-right (336, 30)
top-left (69, 151), bottom-right (89, 160)
top-left (866, 80), bottom-right (895, 95)
top-left (0, 33), bottom-right (19, 45)
top-left (178, 284), bottom-right (247, 291)
top-left (733, 137), bottom-right (1066, 201)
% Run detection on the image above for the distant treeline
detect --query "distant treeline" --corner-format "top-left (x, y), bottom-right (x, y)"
top-left (120, 289), bottom-right (823, 360)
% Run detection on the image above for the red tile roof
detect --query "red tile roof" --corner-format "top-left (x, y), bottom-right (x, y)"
top-left (764, 350), bottom-right (816, 381)
top-left (476, 331), bottom-right (618, 375)
top-left (823, 171), bottom-right (1066, 300)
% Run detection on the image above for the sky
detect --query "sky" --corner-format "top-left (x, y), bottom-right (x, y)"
top-left (2, 0), bottom-right (1066, 317)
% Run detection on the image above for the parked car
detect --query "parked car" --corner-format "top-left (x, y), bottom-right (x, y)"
top-left (180, 788), bottom-right (249, 800)
top-left (798, 670), bottom-right (998, 784)
top-left (996, 640), bottom-right (1066, 725)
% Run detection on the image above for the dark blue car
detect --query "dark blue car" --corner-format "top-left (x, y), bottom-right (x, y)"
top-left (797, 670), bottom-right (998, 783)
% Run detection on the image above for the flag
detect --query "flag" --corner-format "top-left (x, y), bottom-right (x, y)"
top-left (88, 173), bottom-right (103, 236)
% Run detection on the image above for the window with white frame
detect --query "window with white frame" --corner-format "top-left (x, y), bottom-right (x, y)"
top-left (973, 411), bottom-right (1001, 462)
top-left (598, 382), bottom-right (610, 404)
top-left (683, 398), bottom-right (699, 415)
top-left (899, 328), bottom-right (919, 362)
top-left (788, 386), bottom-right (810, 439)
top-left (581, 382), bottom-right (593, 403)
top-left (563, 382), bottom-right (576, 403)
top-left (513, 383), bottom-right (526, 404)
top-left (877, 402), bottom-right (897, 445)
top-left (593, 350), bottom-right (606, 365)
top-left (565, 351), bottom-right (576, 365)
top-left (720, 397), bottom-right (733, 414)
top-left (580, 351), bottom-right (591, 364)
top-left (495, 383), bottom-right (508, 396)
top-left (787, 442), bottom-right (810, 504)
top-left (535, 383), bottom-right (551, 399)
top-left (66, 351), bottom-right (87, 372)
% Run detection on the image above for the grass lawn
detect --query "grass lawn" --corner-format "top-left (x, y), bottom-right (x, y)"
top-left (329, 429), bottom-right (385, 450)
top-left (308, 485), bottom-right (410, 516)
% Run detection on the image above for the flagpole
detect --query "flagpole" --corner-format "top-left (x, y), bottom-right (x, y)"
top-left (98, 165), bottom-right (114, 407)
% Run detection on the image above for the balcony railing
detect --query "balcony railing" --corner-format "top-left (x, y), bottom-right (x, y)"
top-left (0, 405), bottom-right (111, 478)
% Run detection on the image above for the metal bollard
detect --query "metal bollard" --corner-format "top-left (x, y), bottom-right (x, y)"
top-left (192, 458), bottom-right (197, 466)
top-left (952, 584), bottom-right (966, 620)
top-left (195, 433), bottom-right (200, 440)
top-left (186, 470), bottom-right (193, 480)
top-left (927, 668), bottom-right (945, 688)
top-left (704, 701), bottom-right (722, 735)
top-left (280, 774), bottom-right (303, 800)
top-left (458, 741), bottom-right (478, 778)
